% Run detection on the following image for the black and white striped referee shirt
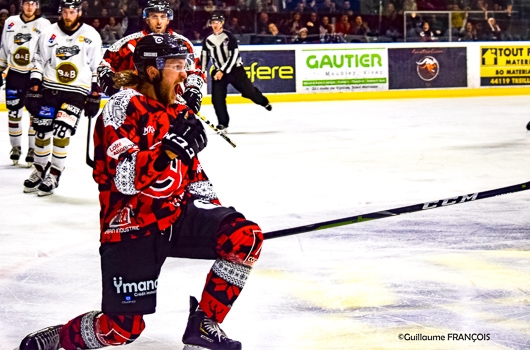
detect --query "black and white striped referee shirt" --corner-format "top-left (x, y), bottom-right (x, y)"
top-left (200, 29), bottom-right (243, 74)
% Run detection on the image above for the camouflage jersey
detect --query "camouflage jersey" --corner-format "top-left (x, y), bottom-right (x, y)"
top-left (93, 89), bottom-right (217, 243)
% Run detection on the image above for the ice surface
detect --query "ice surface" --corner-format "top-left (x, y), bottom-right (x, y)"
top-left (1, 95), bottom-right (529, 349)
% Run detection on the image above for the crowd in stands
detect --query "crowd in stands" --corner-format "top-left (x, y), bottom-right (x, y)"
top-left (0, 0), bottom-right (522, 45)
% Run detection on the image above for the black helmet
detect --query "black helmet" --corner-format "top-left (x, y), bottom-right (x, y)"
top-left (133, 34), bottom-right (193, 76)
top-left (210, 12), bottom-right (224, 23)
top-left (58, 0), bottom-right (81, 12)
top-left (143, 0), bottom-right (173, 20)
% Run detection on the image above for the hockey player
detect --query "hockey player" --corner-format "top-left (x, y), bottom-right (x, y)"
top-left (200, 12), bottom-right (272, 132)
top-left (22, 0), bottom-right (102, 196)
top-left (97, 0), bottom-right (204, 114)
top-left (17, 33), bottom-right (263, 350)
top-left (0, 0), bottom-right (50, 166)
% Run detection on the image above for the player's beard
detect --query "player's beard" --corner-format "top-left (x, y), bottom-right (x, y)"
top-left (62, 14), bottom-right (81, 31)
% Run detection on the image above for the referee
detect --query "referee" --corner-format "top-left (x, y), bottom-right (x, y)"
top-left (200, 13), bottom-right (272, 131)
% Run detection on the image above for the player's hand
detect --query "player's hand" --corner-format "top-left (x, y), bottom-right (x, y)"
top-left (162, 111), bottom-right (207, 166)
top-left (24, 84), bottom-right (43, 117)
top-left (182, 87), bottom-right (202, 114)
top-left (84, 93), bottom-right (101, 118)
top-left (97, 66), bottom-right (120, 96)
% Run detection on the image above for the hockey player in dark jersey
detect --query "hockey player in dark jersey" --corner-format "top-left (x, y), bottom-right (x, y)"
top-left (17, 34), bottom-right (263, 350)
top-left (97, 0), bottom-right (204, 114)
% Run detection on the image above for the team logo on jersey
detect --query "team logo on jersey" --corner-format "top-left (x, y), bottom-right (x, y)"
top-left (78, 35), bottom-right (92, 44)
top-left (56, 45), bottom-right (81, 60)
top-left (48, 33), bottom-right (56, 44)
top-left (109, 206), bottom-right (134, 227)
top-left (56, 62), bottom-right (78, 83)
top-left (7, 22), bottom-right (14, 30)
top-left (14, 33), bottom-right (32, 46)
top-left (13, 47), bottom-right (30, 66)
top-left (416, 56), bottom-right (439, 82)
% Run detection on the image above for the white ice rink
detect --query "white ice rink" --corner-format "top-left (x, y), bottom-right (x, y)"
top-left (1, 95), bottom-right (530, 349)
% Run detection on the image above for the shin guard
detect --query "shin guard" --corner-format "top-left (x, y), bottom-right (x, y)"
top-left (200, 218), bottom-right (263, 322)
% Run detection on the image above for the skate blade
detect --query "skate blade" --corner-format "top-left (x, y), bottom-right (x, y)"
top-left (12, 159), bottom-right (19, 165)
top-left (26, 162), bottom-right (34, 168)
top-left (37, 189), bottom-right (54, 197)
top-left (23, 187), bottom-right (39, 193)
top-left (183, 345), bottom-right (210, 350)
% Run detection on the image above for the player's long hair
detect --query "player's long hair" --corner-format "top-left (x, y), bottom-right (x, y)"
top-left (113, 70), bottom-right (142, 89)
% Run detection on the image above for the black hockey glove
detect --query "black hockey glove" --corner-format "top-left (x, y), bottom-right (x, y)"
top-left (161, 112), bottom-right (207, 166)
top-left (182, 87), bottom-right (202, 114)
top-left (97, 66), bottom-right (120, 96)
top-left (84, 94), bottom-right (101, 118)
top-left (24, 79), bottom-right (43, 116)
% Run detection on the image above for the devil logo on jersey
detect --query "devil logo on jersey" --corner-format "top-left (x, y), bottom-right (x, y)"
top-left (56, 45), bottom-right (81, 60)
top-left (14, 33), bottom-right (32, 45)
top-left (416, 56), bottom-right (439, 82)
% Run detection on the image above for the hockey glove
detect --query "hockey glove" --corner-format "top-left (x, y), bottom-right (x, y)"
top-left (161, 112), bottom-right (207, 166)
top-left (97, 66), bottom-right (120, 96)
top-left (84, 94), bottom-right (101, 118)
top-left (24, 88), bottom-right (43, 116)
top-left (182, 87), bottom-right (202, 114)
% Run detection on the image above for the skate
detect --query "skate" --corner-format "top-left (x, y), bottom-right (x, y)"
top-left (527, 121), bottom-right (530, 131)
top-left (37, 167), bottom-right (61, 197)
top-left (216, 125), bottom-right (228, 134)
top-left (182, 296), bottom-right (242, 350)
top-left (23, 162), bottom-right (50, 193)
top-left (18, 324), bottom-right (63, 350)
top-left (25, 148), bottom-right (35, 167)
top-left (265, 104), bottom-right (272, 111)
top-left (10, 146), bottom-right (21, 165)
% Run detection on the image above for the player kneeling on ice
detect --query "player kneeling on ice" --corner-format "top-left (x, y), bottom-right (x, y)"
top-left (17, 33), bottom-right (263, 350)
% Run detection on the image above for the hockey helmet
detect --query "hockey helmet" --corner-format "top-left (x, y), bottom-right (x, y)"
top-left (21, 0), bottom-right (39, 8)
top-left (210, 12), bottom-right (225, 23)
top-left (143, 0), bottom-right (173, 20)
top-left (58, 0), bottom-right (82, 12)
top-left (133, 34), bottom-right (193, 76)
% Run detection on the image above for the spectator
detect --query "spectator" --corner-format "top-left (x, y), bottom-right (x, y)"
top-left (261, 22), bottom-right (287, 43)
top-left (292, 26), bottom-right (311, 43)
top-left (419, 20), bottom-right (436, 41)
top-left (190, 28), bottom-right (202, 44)
top-left (381, 3), bottom-right (402, 39)
top-left (400, 0), bottom-right (417, 13)
top-left (225, 15), bottom-right (245, 34)
top-left (257, 0), bottom-right (277, 12)
top-left (340, 0), bottom-right (354, 16)
top-left (0, 9), bottom-right (8, 41)
top-left (352, 15), bottom-right (371, 35)
top-left (256, 11), bottom-right (270, 34)
top-left (91, 18), bottom-right (104, 40)
top-left (8, 2), bottom-right (17, 16)
top-left (319, 15), bottom-right (330, 36)
top-left (306, 11), bottom-right (320, 36)
top-left (335, 14), bottom-right (353, 35)
top-left (286, 11), bottom-right (302, 35)
top-left (485, 16), bottom-right (502, 40)
top-left (458, 18), bottom-right (477, 41)
top-left (101, 16), bottom-right (126, 44)
top-left (319, 0), bottom-right (336, 13)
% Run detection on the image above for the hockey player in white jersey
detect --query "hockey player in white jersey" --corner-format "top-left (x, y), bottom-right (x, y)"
top-left (0, 0), bottom-right (50, 166)
top-left (22, 0), bottom-right (102, 196)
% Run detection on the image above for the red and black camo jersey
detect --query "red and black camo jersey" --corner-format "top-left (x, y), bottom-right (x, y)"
top-left (93, 89), bottom-right (218, 243)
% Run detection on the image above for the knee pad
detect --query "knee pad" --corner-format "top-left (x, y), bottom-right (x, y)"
top-left (216, 218), bottom-right (263, 266)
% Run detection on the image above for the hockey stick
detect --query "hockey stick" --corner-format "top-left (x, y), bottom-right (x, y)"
top-left (263, 181), bottom-right (530, 240)
top-left (86, 115), bottom-right (95, 168)
top-left (197, 112), bottom-right (236, 148)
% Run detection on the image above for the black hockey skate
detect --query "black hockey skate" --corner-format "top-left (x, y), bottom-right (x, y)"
top-left (37, 167), bottom-right (61, 197)
top-left (10, 146), bottom-right (21, 165)
top-left (18, 325), bottom-right (63, 350)
top-left (25, 148), bottom-right (35, 167)
top-left (265, 104), bottom-right (272, 111)
top-left (24, 162), bottom-right (50, 193)
top-left (182, 296), bottom-right (242, 350)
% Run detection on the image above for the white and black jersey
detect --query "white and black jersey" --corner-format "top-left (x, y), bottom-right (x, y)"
top-left (0, 15), bottom-right (50, 74)
top-left (200, 29), bottom-right (243, 74)
top-left (31, 21), bottom-right (102, 95)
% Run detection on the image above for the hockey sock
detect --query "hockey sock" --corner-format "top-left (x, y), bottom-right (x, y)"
top-left (8, 109), bottom-right (23, 147)
top-left (60, 311), bottom-right (145, 349)
top-left (200, 218), bottom-right (263, 323)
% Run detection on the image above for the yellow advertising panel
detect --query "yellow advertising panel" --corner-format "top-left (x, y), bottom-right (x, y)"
top-left (480, 46), bottom-right (530, 86)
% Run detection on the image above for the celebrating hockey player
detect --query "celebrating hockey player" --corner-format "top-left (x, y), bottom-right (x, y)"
top-left (17, 33), bottom-right (263, 350)
top-left (22, 0), bottom-right (102, 196)
top-left (200, 12), bottom-right (272, 132)
top-left (97, 0), bottom-right (204, 114)
top-left (0, 0), bottom-right (50, 166)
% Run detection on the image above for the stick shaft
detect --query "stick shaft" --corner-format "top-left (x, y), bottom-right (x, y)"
top-left (197, 112), bottom-right (236, 148)
top-left (263, 181), bottom-right (530, 240)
